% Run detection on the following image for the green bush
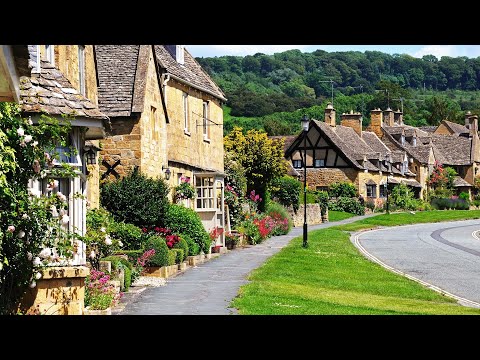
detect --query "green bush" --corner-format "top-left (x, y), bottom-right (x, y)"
top-left (182, 233), bottom-right (200, 256)
top-left (145, 235), bottom-right (169, 267)
top-left (173, 237), bottom-right (189, 261)
top-left (123, 267), bottom-right (132, 290)
top-left (315, 191), bottom-right (329, 213)
top-left (270, 176), bottom-right (301, 212)
top-left (329, 182), bottom-right (356, 198)
top-left (163, 204), bottom-right (211, 254)
top-left (328, 197), bottom-right (365, 215)
top-left (473, 199), bottom-right (480, 207)
top-left (86, 207), bottom-right (114, 230)
top-left (109, 221), bottom-right (143, 250)
top-left (101, 167), bottom-right (170, 227)
top-left (389, 184), bottom-right (417, 210)
top-left (365, 198), bottom-right (376, 211)
top-left (265, 201), bottom-right (292, 235)
top-left (113, 249), bottom-right (143, 262)
top-left (429, 187), bottom-right (454, 200)
top-left (171, 249), bottom-right (184, 264)
top-left (459, 192), bottom-right (470, 202)
top-left (167, 250), bottom-right (177, 266)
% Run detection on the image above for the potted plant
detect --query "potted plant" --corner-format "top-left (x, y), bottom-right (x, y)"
top-left (84, 269), bottom-right (121, 315)
top-left (225, 232), bottom-right (240, 250)
top-left (174, 176), bottom-right (196, 204)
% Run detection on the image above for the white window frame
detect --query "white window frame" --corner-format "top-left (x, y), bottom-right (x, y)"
top-left (314, 159), bottom-right (325, 168)
top-left (52, 130), bottom-right (83, 167)
top-left (78, 45), bottom-right (86, 96)
top-left (45, 45), bottom-right (55, 65)
top-left (183, 92), bottom-right (190, 135)
top-left (195, 175), bottom-right (215, 210)
top-left (203, 101), bottom-right (210, 141)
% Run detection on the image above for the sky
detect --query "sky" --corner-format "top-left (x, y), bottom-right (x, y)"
top-left (187, 45), bottom-right (480, 59)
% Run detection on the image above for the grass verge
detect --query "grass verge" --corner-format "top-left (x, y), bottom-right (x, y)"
top-left (231, 210), bottom-right (480, 314)
top-left (328, 210), bottom-right (356, 222)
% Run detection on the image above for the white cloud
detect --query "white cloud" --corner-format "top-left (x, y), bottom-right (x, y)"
top-left (187, 45), bottom-right (311, 57)
top-left (413, 45), bottom-right (461, 58)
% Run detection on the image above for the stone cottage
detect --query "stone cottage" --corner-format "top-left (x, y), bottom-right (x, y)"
top-left (95, 45), bottom-right (227, 246)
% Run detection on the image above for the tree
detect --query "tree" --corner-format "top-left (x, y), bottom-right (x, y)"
top-left (224, 127), bottom-right (288, 211)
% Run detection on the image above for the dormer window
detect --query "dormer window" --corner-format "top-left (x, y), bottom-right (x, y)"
top-left (46, 45), bottom-right (55, 65)
top-left (412, 137), bottom-right (417, 146)
top-left (166, 45), bottom-right (185, 65)
top-left (401, 134), bottom-right (405, 145)
top-left (293, 160), bottom-right (303, 168)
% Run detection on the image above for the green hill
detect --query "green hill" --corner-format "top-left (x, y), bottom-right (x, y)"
top-left (196, 50), bottom-right (480, 135)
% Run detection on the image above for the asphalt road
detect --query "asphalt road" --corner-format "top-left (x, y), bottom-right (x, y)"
top-left (119, 213), bottom-right (377, 315)
top-left (355, 219), bottom-right (480, 307)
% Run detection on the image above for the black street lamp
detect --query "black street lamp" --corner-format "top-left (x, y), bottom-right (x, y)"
top-left (301, 114), bottom-right (309, 248)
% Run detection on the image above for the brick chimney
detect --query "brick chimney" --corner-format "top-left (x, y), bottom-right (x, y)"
top-left (383, 107), bottom-right (394, 126)
top-left (369, 108), bottom-right (383, 138)
top-left (469, 114), bottom-right (478, 137)
top-left (341, 110), bottom-right (362, 137)
top-left (324, 102), bottom-right (336, 127)
top-left (469, 115), bottom-right (480, 163)
top-left (394, 109), bottom-right (403, 125)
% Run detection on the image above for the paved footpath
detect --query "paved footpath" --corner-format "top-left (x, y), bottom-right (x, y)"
top-left (118, 213), bottom-right (377, 315)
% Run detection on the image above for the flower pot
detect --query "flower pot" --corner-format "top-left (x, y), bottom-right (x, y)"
top-left (84, 306), bottom-right (111, 315)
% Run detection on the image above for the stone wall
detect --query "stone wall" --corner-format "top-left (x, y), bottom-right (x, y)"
top-left (302, 168), bottom-right (358, 190)
top-left (53, 45), bottom-right (98, 105)
top-left (288, 204), bottom-right (323, 227)
top-left (100, 117), bottom-right (142, 181)
top-left (165, 79), bottom-right (224, 174)
top-left (139, 51), bottom-right (168, 179)
top-left (21, 266), bottom-right (89, 315)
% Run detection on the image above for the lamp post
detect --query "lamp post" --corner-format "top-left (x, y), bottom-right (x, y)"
top-left (301, 114), bottom-right (309, 248)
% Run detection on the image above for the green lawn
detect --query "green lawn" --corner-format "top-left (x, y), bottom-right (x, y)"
top-left (231, 210), bottom-right (480, 314)
top-left (328, 210), bottom-right (356, 222)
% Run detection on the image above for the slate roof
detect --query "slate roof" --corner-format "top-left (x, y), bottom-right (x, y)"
top-left (418, 126), bottom-right (437, 133)
top-left (20, 45), bottom-right (108, 120)
top-left (441, 120), bottom-right (469, 135)
top-left (430, 134), bottom-right (472, 165)
top-left (95, 45), bottom-right (140, 117)
top-left (453, 176), bottom-right (472, 187)
top-left (154, 46), bottom-right (226, 101)
top-left (362, 131), bottom-right (390, 154)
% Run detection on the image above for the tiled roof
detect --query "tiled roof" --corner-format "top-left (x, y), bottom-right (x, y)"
top-left (95, 45), bottom-right (140, 117)
top-left (384, 124), bottom-right (430, 137)
top-left (453, 176), bottom-right (472, 187)
top-left (154, 46), bottom-right (226, 101)
top-left (430, 134), bottom-right (472, 165)
top-left (418, 126), bottom-right (437, 133)
top-left (362, 131), bottom-right (390, 155)
top-left (20, 45), bottom-right (108, 120)
top-left (442, 120), bottom-right (469, 135)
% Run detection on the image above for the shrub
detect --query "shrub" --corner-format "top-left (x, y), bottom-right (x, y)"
top-left (328, 197), bottom-right (365, 215)
top-left (123, 267), bottom-right (132, 291)
top-left (173, 237), bottom-right (189, 261)
top-left (270, 176), bottom-right (301, 213)
top-left (167, 250), bottom-right (176, 266)
top-left (179, 233), bottom-right (200, 256)
top-left (85, 269), bottom-right (122, 310)
top-left (329, 182), bottom-right (356, 198)
top-left (429, 187), bottom-right (454, 200)
top-left (109, 221), bottom-right (143, 250)
top-left (238, 218), bottom-right (261, 245)
top-left (113, 249), bottom-right (143, 261)
top-left (101, 167), bottom-right (170, 227)
top-left (315, 191), bottom-right (329, 213)
top-left (473, 199), bottom-right (480, 207)
top-left (459, 192), bottom-right (470, 202)
top-left (265, 201), bottom-right (292, 235)
top-left (163, 204), bottom-right (211, 254)
top-left (431, 198), bottom-right (469, 210)
top-left (145, 235), bottom-right (169, 267)
top-left (388, 184), bottom-right (417, 210)
top-left (172, 249), bottom-right (184, 264)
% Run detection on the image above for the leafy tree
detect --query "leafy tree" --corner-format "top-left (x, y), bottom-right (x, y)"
top-left (270, 176), bottom-right (301, 213)
top-left (224, 127), bottom-right (288, 211)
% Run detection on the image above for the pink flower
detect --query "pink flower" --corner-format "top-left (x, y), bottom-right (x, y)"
top-left (17, 127), bottom-right (24, 136)
top-left (7, 225), bottom-right (15, 233)
top-left (24, 135), bottom-right (33, 143)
